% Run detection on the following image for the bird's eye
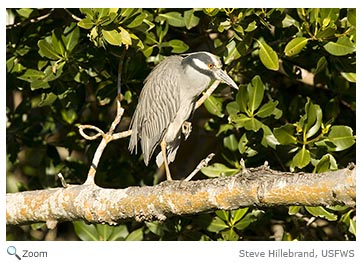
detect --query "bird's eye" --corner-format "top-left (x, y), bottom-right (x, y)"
top-left (208, 63), bottom-right (214, 69)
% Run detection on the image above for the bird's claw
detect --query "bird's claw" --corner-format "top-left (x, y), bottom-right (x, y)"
top-left (182, 121), bottom-right (192, 140)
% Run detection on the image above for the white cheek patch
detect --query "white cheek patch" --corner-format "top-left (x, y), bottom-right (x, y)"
top-left (193, 58), bottom-right (209, 70)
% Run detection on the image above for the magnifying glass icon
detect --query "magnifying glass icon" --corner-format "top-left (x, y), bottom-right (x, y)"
top-left (7, 246), bottom-right (21, 260)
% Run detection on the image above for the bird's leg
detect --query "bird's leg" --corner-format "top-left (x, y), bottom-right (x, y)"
top-left (160, 138), bottom-right (172, 181)
top-left (182, 121), bottom-right (192, 140)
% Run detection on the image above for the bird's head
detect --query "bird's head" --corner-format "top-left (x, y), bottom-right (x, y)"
top-left (181, 51), bottom-right (238, 90)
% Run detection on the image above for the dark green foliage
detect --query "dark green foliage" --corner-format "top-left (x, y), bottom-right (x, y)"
top-left (6, 8), bottom-right (355, 241)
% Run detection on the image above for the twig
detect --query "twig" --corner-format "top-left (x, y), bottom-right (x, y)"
top-left (57, 173), bottom-right (69, 188)
top-left (112, 130), bottom-right (132, 140)
top-left (78, 125), bottom-right (104, 140)
top-left (195, 80), bottom-right (221, 109)
top-left (6, 9), bottom-right (54, 29)
top-left (64, 8), bottom-right (82, 22)
top-left (184, 153), bottom-right (215, 181)
top-left (78, 98), bottom-right (129, 185)
top-left (108, 98), bottom-right (123, 134)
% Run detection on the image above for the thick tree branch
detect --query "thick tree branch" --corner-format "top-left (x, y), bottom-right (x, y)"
top-left (6, 164), bottom-right (355, 227)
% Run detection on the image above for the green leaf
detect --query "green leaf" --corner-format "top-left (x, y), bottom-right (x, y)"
top-left (230, 114), bottom-right (263, 131)
top-left (18, 69), bottom-right (45, 82)
top-left (201, 163), bottom-right (238, 178)
top-left (38, 39), bottom-right (62, 60)
top-left (158, 12), bottom-right (186, 27)
top-left (142, 45), bottom-right (155, 58)
top-left (184, 9), bottom-right (200, 30)
top-left (288, 206), bottom-right (301, 215)
top-left (30, 79), bottom-right (50, 90)
top-left (314, 56), bottom-right (327, 75)
top-left (238, 133), bottom-right (258, 157)
top-left (63, 23), bottom-right (80, 53)
top-left (340, 72), bottom-right (356, 83)
top-left (316, 27), bottom-right (336, 39)
top-left (61, 109), bottom-right (77, 124)
top-left (256, 100), bottom-right (279, 118)
top-left (258, 39), bottom-right (279, 71)
top-left (223, 134), bottom-right (238, 151)
top-left (207, 216), bottom-right (229, 233)
top-left (78, 17), bottom-right (94, 29)
top-left (217, 124), bottom-right (234, 136)
top-left (226, 101), bottom-right (239, 115)
top-left (298, 98), bottom-right (322, 139)
top-left (305, 102), bottom-right (322, 139)
top-left (245, 21), bottom-right (257, 32)
top-left (274, 124), bottom-right (297, 145)
top-left (73, 221), bottom-right (99, 241)
top-left (261, 124), bottom-right (280, 148)
top-left (324, 36), bottom-right (355, 56)
top-left (224, 40), bottom-right (241, 65)
top-left (38, 92), bottom-right (57, 107)
top-left (247, 75), bottom-right (264, 114)
top-left (215, 210), bottom-right (229, 221)
top-left (127, 12), bottom-right (147, 28)
top-left (320, 125), bottom-right (355, 151)
top-left (314, 154), bottom-right (337, 173)
top-left (102, 29), bottom-right (122, 46)
top-left (291, 146), bottom-right (310, 169)
top-left (203, 8), bottom-right (219, 17)
top-left (347, 8), bottom-right (356, 26)
top-left (7, 56), bottom-right (25, 73)
top-left (204, 95), bottom-right (224, 118)
top-left (119, 26), bottom-right (132, 45)
top-left (51, 31), bottom-right (65, 57)
top-left (231, 208), bottom-right (249, 223)
top-left (167, 39), bottom-right (189, 53)
top-left (305, 206), bottom-right (337, 221)
top-left (96, 224), bottom-right (113, 241)
top-left (120, 8), bottom-right (136, 18)
top-left (320, 8), bottom-right (339, 28)
top-left (145, 221), bottom-right (164, 237)
top-left (236, 85), bottom-right (248, 113)
top-left (284, 37), bottom-right (308, 57)
top-left (16, 8), bottom-right (33, 18)
top-left (125, 227), bottom-right (143, 241)
top-left (79, 8), bottom-right (93, 18)
top-left (234, 210), bottom-right (262, 230)
top-left (108, 225), bottom-right (129, 240)
top-left (221, 228), bottom-right (239, 241)
top-left (349, 218), bottom-right (356, 236)
top-left (95, 8), bottom-right (110, 19)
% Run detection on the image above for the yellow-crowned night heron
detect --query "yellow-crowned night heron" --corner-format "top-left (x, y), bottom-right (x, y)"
top-left (129, 51), bottom-right (238, 180)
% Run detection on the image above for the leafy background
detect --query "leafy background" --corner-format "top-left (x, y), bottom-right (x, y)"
top-left (6, 8), bottom-right (355, 241)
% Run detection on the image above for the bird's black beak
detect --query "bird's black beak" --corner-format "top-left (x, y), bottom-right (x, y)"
top-left (215, 69), bottom-right (238, 90)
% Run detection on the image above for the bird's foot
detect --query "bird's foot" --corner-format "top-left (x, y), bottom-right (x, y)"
top-left (182, 121), bottom-right (192, 140)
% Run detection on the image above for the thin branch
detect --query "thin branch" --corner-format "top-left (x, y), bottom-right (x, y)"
top-left (6, 9), bottom-right (54, 29)
top-left (112, 130), bottom-right (132, 140)
top-left (108, 98), bottom-right (123, 134)
top-left (80, 98), bottom-right (126, 185)
top-left (6, 165), bottom-right (356, 225)
top-left (184, 153), bottom-right (215, 181)
top-left (64, 8), bottom-right (82, 22)
top-left (57, 173), bottom-right (69, 188)
top-left (195, 80), bottom-right (221, 110)
top-left (78, 125), bottom-right (104, 140)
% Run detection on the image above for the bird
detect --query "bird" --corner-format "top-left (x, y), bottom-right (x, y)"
top-left (128, 51), bottom-right (238, 181)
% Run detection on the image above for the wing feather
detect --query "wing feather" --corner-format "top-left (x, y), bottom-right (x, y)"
top-left (129, 56), bottom-right (182, 165)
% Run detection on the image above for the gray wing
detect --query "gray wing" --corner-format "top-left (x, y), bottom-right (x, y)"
top-left (129, 56), bottom-right (182, 165)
